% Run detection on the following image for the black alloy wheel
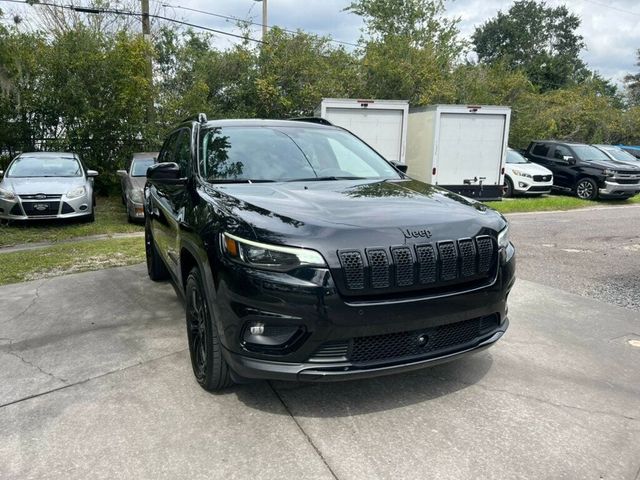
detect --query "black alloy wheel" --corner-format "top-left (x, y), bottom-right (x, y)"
top-left (185, 267), bottom-right (234, 391)
top-left (503, 176), bottom-right (514, 198)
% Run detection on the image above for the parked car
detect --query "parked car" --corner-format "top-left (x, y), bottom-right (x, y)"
top-left (117, 152), bottom-right (157, 222)
top-left (524, 141), bottom-right (640, 200)
top-left (593, 144), bottom-right (640, 166)
top-left (144, 115), bottom-right (515, 391)
top-left (503, 148), bottom-right (553, 197)
top-left (618, 145), bottom-right (640, 159)
top-left (0, 152), bottom-right (98, 221)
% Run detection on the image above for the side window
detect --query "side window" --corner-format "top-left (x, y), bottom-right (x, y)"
top-left (553, 145), bottom-right (572, 161)
top-left (174, 129), bottom-right (192, 177)
top-left (158, 132), bottom-right (179, 164)
top-left (531, 143), bottom-right (550, 157)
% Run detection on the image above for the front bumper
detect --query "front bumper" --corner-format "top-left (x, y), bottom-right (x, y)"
top-left (0, 194), bottom-right (92, 220)
top-left (512, 176), bottom-right (553, 195)
top-left (225, 319), bottom-right (508, 382)
top-left (599, 180), bottom-right (640, 197)
top-left (211, 244), bottom-right (516, 382)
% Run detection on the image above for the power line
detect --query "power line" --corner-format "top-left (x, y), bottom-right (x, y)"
top-left (154, 1), bottom-right (360, 48)
top-left (577, 0), bottom-right (640, 17)
top-left (0, 0), bottom-right (266, 43)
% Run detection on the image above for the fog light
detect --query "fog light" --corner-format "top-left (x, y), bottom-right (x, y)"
top-left (79, 204), bottom-right (88, 211)
top-left (518, 182), bottom-right (528, 188)
top-left (249, 322), bottom-right (265, 335)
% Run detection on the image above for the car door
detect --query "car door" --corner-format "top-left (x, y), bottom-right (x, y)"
top-left (148, 131), bottom-right (180, 270)
top-left (549, 145), bottom-right (575, 188)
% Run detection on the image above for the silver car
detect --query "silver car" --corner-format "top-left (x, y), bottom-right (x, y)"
top-left (0, 152), bottom-right (98, 222)
top-left (117, 152), bottom-right (157, 222)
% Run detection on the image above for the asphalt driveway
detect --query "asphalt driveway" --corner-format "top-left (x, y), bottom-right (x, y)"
top-left (1, 261), bottom-right (639, 480)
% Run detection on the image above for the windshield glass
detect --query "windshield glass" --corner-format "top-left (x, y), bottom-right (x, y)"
top-left (199, 126), bottom-right (401, 182)
top-left (506, 150), bottom-right (528, 164)
top-left (601, 146), bottom-right (639, 163)
top-left (571, 145), bottom-right (610, 162)
top-left (7, 156), bottom-right (82, 178)
top-left (131, 158), bottom-right (155, 176)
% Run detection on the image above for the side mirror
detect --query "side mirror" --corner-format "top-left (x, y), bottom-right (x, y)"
top-left (563, 155), bottom-right (576, 165)
top-left (390, 161), bottom-right (408, 173)
top-left (116, 169), bottom-right (127, 177)
top-left (87, 170), bottom-right (99, 177)
top-left (147, 162), bottom-right (186, 185)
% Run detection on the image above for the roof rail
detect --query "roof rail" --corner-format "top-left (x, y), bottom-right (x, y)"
top-left (181, 113), bottom-right (209, 124)
top-left (288, 117), bottom-right (333, 126)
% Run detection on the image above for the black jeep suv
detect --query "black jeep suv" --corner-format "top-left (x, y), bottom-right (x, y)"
top-left (144, 116), bottom-right (515, 391)
top-left (524, 141), bottom-right (640, 200)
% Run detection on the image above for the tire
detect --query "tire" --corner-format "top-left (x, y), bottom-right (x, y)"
top-left (575, 178), bottom-right (598, 200)
top-left (503, 176), bottom-right (514, 198)
top-left (145, 220), bottom-right (170, 281)
top-left (186, 266), bottom-right (234, 392)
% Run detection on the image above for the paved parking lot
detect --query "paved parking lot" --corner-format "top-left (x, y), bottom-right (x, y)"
top-left (1, 208), bottom-right (639, 480)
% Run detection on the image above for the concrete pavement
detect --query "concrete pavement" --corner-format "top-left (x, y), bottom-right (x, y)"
top-left (1, 264), bottom-right (639, 479)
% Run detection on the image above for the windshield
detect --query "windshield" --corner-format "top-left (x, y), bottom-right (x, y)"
top-left (600, 146), bottom-right (639, 163)
top-left (571, 145), bottom-right (610, 162)
top-left (7, 156), bottom-right (82, 178)
top-left (131, 158), bottom-right (155, 176)
top-left (506, 150), bottom-right (528, 164)
top-left (199, 126), bottom-right (401, 183)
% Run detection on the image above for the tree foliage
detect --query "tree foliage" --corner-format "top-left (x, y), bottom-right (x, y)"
top-left (472, 0), bottom-right (586, 91)
top-left (624, 49), bottom-right (640, 106)
top-left (1, 0), bottom-right (639, 191)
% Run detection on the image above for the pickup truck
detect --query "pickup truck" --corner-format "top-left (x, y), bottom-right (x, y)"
top-left (524, 140), bottom-right (640, 200)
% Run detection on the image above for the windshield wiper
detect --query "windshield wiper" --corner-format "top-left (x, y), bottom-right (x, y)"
top-left (285, 176), bottom-right (368, 182)
top-left (206, 178), bottom-right (277, 184)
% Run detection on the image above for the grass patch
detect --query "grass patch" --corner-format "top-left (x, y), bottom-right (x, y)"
top-left (485, 194), bottom-right (640, 214)
top-left (0, 237), bottom-right (145, 285)
top-left (0, 196), bottom-right (142, 247)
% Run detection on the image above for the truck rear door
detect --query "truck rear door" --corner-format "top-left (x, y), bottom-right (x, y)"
top-left (325, 108), bottom-right (404, 162)
top-left (436, 113), bottom-right (505, 186)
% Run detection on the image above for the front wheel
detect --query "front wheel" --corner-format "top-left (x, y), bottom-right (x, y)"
top-left (186, 267), bottom-right (234, 392)
top-left (575, 178), bottom-right (598, 200)
top-left (503, 176), bottom-right (514, 198)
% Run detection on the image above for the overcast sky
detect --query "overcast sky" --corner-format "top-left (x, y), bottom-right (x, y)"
top-left (154, 0), bottom-right (640, 85)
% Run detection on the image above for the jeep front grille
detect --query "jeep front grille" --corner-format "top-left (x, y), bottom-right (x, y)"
top-left (335, 236), bottom-right (497, 297)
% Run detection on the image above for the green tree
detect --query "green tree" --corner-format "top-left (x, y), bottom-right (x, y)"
top-left (624, 49), bottom-right (640, 106)
top-left (347, 0), bottom-right (464, 104)
top-left (472, 0), bottom-right (586, 91)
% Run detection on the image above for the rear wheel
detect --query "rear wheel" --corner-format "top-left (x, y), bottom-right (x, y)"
top-left (503, 176), bottom-right (514, 198)
top-left (186, 266), bottom-right (234, 391)
top-left (145, 220), bottom-right (170, 281)
top-left (575, 178), bottom-right (598, 200)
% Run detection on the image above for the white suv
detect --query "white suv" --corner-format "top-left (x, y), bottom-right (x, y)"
top-left (504, 149), bottom-right (553, 197)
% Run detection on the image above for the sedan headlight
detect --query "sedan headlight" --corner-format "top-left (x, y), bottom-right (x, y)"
top-left (130, 189), bottom-right (144, 203)
top-left (0, 187), bottom-right (16, 200)
top-left (222, 232), bottom-right (326, 272)
top-left (497, 224), bottom-right (510, 249)
top-left (511, 169), bottom-right (532, 178)
top-left (66, 186), bottom-right (86, 199)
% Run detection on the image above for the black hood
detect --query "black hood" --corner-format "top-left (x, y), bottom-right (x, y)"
top-left (202, 179), bottom-right (506, 251)
top-left (589, 159), bottom-right (640, 171)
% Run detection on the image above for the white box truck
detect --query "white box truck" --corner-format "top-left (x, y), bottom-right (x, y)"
top-left (406, 105), bottom-right (511, 200)
top-left (314, 98), bottom-right (409, 163)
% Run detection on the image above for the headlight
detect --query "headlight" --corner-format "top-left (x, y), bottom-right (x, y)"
top-left (497, 224), bottom-right (510, 249)
top-left (222, 232), bottom-right (326, 272)
top-left (511, 169), bottom-right (532, 178)
top-left (603, 169), bottom-right (616, 177)
top-left (66, 186), bottom-right (86, 199)
top-left (0, 187), bottom-right (16, 200)
top-left (130, 189), bottom-right (144, 203)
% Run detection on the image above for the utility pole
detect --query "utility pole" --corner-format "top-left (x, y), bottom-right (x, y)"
top-left (254, 0), bottom-right (267, 39)
top-left (141, 0), bottom-right (154, 124)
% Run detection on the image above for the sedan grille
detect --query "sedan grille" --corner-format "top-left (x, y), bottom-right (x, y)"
top-left (532, 175), bottom-right (552, 182)
top-left (18, 194), bottom-right (62, 200)
top-left (335, 236), bottom-right (497, 297)
top-left (22, 201), bottom-right (60, 217)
